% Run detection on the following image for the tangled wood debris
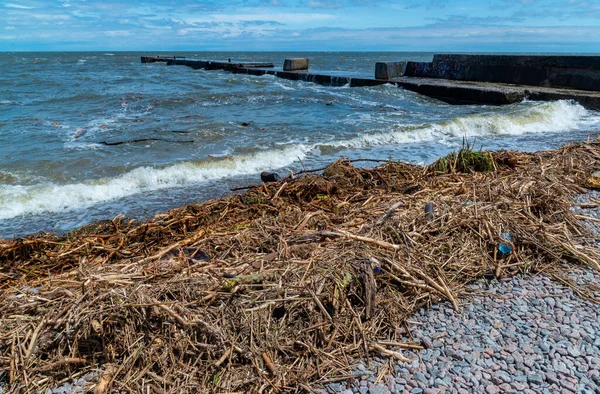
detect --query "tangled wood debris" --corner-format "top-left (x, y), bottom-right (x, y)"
top-left (1, 142), bottom-right (600, 393)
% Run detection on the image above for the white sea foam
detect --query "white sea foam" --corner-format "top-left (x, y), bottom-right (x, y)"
top-left (3, 100), bottom-right (596, 220)
top-left (327, 100), bottom-right (595, 149)
top-left (0, 145), bottom-right (310, 219)
top-left (274, 81), bottom-right (296, 91)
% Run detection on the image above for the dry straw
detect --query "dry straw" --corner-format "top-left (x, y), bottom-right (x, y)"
top-left (1, 142), bottom-right (599, 393)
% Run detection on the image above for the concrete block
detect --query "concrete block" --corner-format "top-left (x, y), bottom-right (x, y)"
top-left (433, 54), bottom-right (600, 70)
top-left (375, 62), bottom-right (406, 79)
top-left (429, 54), bottom-right (600, 90)
top-left (404, 62), bottom-right (433, 77)
top-left (283, 58), bottom-right (309, 71)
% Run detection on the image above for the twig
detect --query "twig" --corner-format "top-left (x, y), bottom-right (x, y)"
top-left (371, 343), bottom-right (411, 363)
top-left (41, 358), bottom-right (87, 371)
top-left (158, 303), bottom-right (192, 327)
top-left (327, 229), bottom-right (401, 251)
top-left (215, 348), bottom-right (232, 367)
top-left (373, 201), bottom-right (405, 227)
top-left (94, 364), bottom-right (118, 394)
top-left (575, 214), bottom-right (600, 223)
top-left (282, 166), bottom-right (328, 181)
top-left (231, 183), bottom-right (262, 191)
top-left (140, 229), bottom-right (206, 264)
top-left (349, 158), bottom-right (392, 164)
top-left (310, 290), bottom-right (332, 321)
top-left (376, 341), bottom-right (424, 350)
top-left (262, 352), bottom-right (277, 375)
top-left (25, 319), bottom-right (45, 360)
top-left (272, 182), bottom-right (287, 200)
top-left (101, 138), bottom-right (194, 146)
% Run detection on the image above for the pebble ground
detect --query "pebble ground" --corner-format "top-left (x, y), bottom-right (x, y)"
top-left (321, 191), bottom-right (600, 394)
top-left (321, 270), bottom-right (600, 394)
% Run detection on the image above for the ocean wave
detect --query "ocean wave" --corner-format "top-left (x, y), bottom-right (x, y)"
top-left (325, 100), bottom-right (595, 150)
top-left (0, 145), bottom-right (310, 219)
top-left (274, 81), bottom-right (297, 91)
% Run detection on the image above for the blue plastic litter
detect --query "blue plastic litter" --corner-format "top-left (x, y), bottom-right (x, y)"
top-left (498, 232), bottom-right (513, 255)
top-left (372, 260), bottom-right (382, 274)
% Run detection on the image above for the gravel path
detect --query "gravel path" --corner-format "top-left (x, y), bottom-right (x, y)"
top-left (322, 192), bottom-right (600, 394)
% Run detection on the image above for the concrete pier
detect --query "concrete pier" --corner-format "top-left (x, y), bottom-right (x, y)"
top-left (389, 77), bottom-right (600, 108)
top-left (164, 58), bottom-right (274, 70)
top-left (141, 55), bottom-right (600, 110)
top-left (375, 62), bottom-right (406, 80)
top-left (405, 54), bottom-right (600, 92)
top-left (141, 56), bottom-right (185, 63)
top-left (284, 58), bottom-right (309, 71)
top-left (156, 57), bottom-right (384, 87)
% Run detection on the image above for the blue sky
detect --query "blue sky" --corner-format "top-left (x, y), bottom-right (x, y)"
top-left (2, 0), bottom-right (600, 52)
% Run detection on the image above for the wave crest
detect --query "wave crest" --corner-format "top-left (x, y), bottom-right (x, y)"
top-left (0, 145), bottom-right (310, 219)
top-left (328, 100), bottom-right (594, 149)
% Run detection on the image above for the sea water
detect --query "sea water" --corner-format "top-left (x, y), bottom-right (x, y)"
top-left (1, 51), bottom-right (599, 238)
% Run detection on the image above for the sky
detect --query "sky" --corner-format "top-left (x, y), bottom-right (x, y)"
top-left (1, 0), bottom-right (600, 52)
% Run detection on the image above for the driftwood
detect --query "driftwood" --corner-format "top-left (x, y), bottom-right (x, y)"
top-left (1, 143), bottom-right (600, 393)
top-left (101, 138), bottom-right (194, 146)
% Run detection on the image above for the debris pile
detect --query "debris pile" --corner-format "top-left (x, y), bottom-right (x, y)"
top-left (1, 143), bottom-right (599, 393)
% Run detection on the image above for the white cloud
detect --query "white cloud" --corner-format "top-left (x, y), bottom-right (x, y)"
top-left (29, 13), bottom-right (71, 21)
top-left (210, 13), bottom-right (335, 24)
top-left (104, 30), bottom-right (132, 37)
top-left (5, 3), bottom-right (34, 9)
top-left (306, 1), bottom-right (343, 8)
top-left (143, 24), bottom-right (173, 30)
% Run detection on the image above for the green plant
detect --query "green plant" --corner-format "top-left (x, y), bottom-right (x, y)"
top-left (434, 138), bottom-right (495, 173)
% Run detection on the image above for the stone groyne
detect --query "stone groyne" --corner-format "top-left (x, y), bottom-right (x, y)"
top-left (142, 55), bottom-right (600, 109)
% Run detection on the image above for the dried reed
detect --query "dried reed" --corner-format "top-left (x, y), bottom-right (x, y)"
top-left (1, 142), bottom-right (599, 393)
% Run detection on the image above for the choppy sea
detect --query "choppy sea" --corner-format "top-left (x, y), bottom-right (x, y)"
top-left (1, 51), bottom-right (600, 238)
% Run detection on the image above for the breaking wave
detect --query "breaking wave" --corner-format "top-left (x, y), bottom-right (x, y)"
top-left (1, 100), bottom-right (597, 220)
top-left (327, 100), bottom-right (596, 149)
top-left (0, 145), bottom-right (310, 219)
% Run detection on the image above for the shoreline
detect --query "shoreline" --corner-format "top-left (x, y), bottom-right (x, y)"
top-left (1, 142), bottom-right (600, 393)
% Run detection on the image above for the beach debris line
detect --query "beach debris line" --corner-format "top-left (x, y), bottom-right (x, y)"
top-left (1, 142), bottom-right (600, 393)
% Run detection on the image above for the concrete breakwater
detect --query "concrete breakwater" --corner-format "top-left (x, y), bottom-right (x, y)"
top-left (140, 55), bottom-right (186, 63)
top-left (161, 57), bottom-right (385, 87)
top-left (164, 58), bottom-right (275, 70)
top-left (141, 55), bottom-right (600, 109)
top-left (405, 54), bottom-right (600, 91)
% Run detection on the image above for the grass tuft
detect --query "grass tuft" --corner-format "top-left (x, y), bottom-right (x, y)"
top-left (434, 138), bottom-right (495, 173)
